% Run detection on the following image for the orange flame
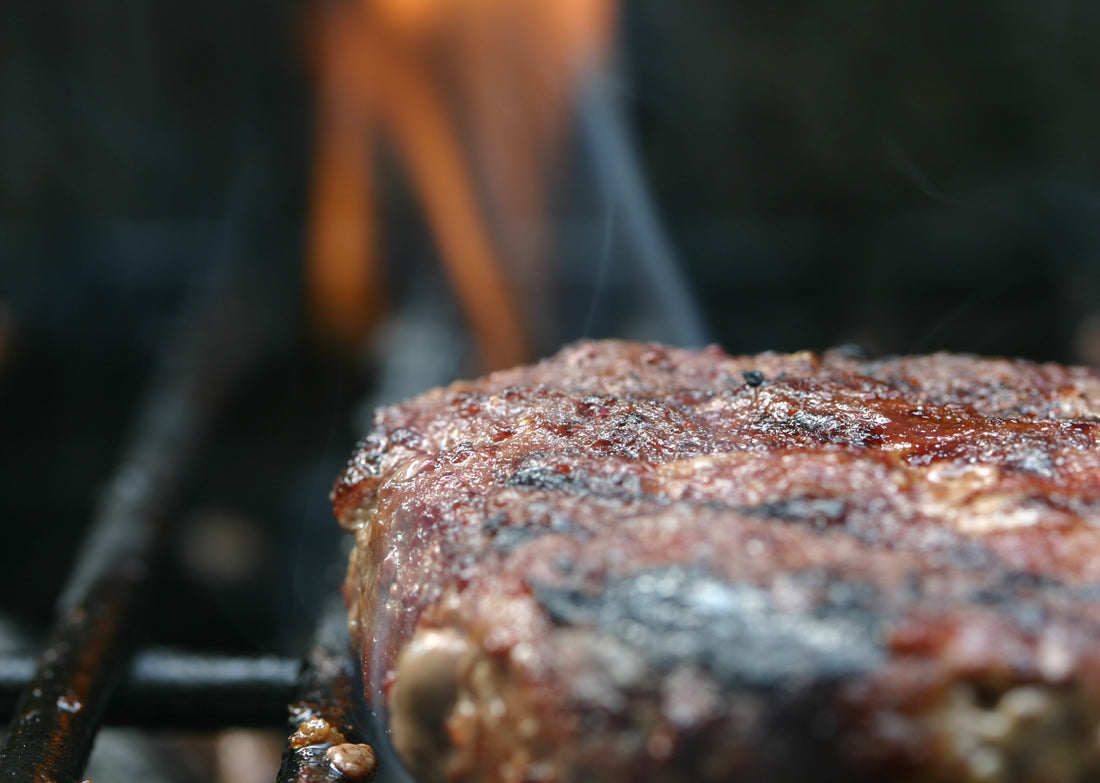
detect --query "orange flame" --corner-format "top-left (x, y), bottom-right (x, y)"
top-left (306, 0), bottom-right (616, 370)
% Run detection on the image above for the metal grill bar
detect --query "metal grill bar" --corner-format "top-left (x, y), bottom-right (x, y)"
top-left (0, 650), bottom-right (298, 728)
top-left (0, 270), bottom-right (255, 782)
top-left (278, 600), bottom-right (374, 783)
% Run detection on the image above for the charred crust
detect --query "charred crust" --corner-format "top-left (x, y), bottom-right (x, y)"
top-left (743, 370), bottom-right (765, 387)
top-left (531, 567), bottom-right (883, 690)
top-left (482, 510), bottom-right (590, 553)
top-left (740, 497), bottom-right (848, 528)
top-left (506, 465), bottom-right (579, 492)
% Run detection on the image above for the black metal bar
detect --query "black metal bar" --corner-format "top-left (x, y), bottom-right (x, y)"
top-left (116, 650), bottom-right (299, 728)
top-left (277, 600), bottom-right (387, 783)
top-left (0, 271), bottom-right (255, 782)
top-left (0, 650), bottom-right (297, 728)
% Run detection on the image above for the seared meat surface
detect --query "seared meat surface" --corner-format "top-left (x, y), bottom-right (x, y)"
top-left (333, 341), bottom-right (1100, 783)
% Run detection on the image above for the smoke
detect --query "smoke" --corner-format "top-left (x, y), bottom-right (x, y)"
top-left (304, 0), bottom-right (709, 374)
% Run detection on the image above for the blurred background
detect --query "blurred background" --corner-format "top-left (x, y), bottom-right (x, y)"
top-left (2, 0), bottom-right (1100, 778)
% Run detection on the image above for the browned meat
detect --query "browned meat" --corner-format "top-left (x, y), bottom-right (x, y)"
top-left (333, 340), bottom-right (1100, 783)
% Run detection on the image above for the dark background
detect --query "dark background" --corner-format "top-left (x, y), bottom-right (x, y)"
top-left (2, 0), bottom-right (1100, 661)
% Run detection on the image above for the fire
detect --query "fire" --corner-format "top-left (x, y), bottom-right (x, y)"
top-left (306, 0), bottom-right (617, 370)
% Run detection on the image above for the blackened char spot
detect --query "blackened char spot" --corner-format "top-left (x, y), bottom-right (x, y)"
top-left (1003, 570), bottom-right (1063, 591)
top-left (484, 511), bottom-right (590, 553)
top-left (506, 466), bottom-right (578, 492)
top-left (491, 527), bottom-right (553, 553)
top-left (969, 588), bottom-right (1046, 631)
top-left (504, 463), bottom-right (644, 501)
top-left (743, 370), bottom-right (765, 387)
top-left (785, 411), bottom-right (872, 447)
top-left (967, 569), bottom-right (1079, 632)
top-left (531, 567), bottom-right (882, 690)
top-left (741, 498), bottom-right (847, 528)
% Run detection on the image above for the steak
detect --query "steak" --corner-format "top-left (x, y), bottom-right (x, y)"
top-left (332, 340), bottom-right (1100, 783)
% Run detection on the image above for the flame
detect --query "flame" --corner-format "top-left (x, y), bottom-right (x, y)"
top-left (306, 0), bottom-right (617, 370)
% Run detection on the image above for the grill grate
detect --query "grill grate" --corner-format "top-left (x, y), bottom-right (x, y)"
top-left (0, 266), bottom-right (374, 782)
top-left (277, 600), bottom-right (383, 783)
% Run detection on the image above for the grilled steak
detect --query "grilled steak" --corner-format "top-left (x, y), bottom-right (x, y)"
top-left (333, 340), bottom-right (1100, 783)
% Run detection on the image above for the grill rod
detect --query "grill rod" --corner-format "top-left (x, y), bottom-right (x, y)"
top-left (277, 599), bottom-right (366, 783)
top-left (0, 269), bottom-right (256, 782)
top-left (0, 650), bottom-right (297, 728)
top-left (278, 599), bottom-right (406, 783)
